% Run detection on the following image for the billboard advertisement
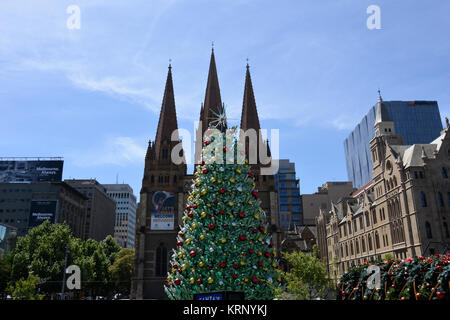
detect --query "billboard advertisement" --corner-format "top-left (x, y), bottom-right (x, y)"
top-left (0, 160), bottom-right (63, 183)
top-left (29, 200), bottom-right (57, 228)
top-left (150, 191), bottom-right (175, 230)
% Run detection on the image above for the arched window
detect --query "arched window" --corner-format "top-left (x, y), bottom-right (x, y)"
top-left (350, 241), bottom-right (354, 255)
top-left (393, 176), bottom-right (397, 187)
top-left (425, 221), bottom-right (433, 239)
top-left (173, 175), bottom-right (177, 183)
top-left (368, 234), bottom-right (373, 251)
top-left (356, 239), bottom-right (360, 254)
top-left (442, 167), bottom-right (448, 179)
top-left (375, 232), bottom-right (380, 249)
top-left (151, 175), bottom-right (154, 183)
top-left (362, 238), bottom-right (366, 252)
top-left (155, 243), bottom-right (168, 276)
top-left (438, 192), bottom-right (444, 207)
top-left (444, 222), bottom-right (450, 238)
top-left (420, 192), bottom-right (427, 207)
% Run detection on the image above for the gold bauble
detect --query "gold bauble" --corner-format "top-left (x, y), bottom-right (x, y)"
top-left (189, 277), bottom-right (195, 284)
top-left (199, 261), bottom-right (205, 267)
top-left (200, 234), bottom-right (205, 240)
top-left (207, 277), bottom-right (214, 284)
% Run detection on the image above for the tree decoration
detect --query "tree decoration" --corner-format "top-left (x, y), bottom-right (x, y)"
top-left (164, 125), bottom-right (279, 300)
top-left (338, 254), bottom-right (450, 301)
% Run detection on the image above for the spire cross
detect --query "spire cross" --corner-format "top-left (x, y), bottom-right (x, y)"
top-left (378, 88), bottom-right (383, 102)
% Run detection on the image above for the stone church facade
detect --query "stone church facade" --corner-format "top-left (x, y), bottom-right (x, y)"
top-left (131, 50), bottom-right (280, 299)
top-left (316, 95), bottom-right (450, 277)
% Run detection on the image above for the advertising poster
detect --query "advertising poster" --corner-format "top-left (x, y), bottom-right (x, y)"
top-left (29, 200), bottom-right (57, 228)
top-left (150, 191), bottom-right (175, 230)
top-left (0, 160), bottom-right (63, 182)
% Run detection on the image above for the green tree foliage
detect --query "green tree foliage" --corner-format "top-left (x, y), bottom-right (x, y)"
top-left (8, 274), bottom-right (44, 300)
top-left (277, 250), bottom-right (331, 300)
top-left (8, 220), bottom-right (122, 298)
top-left (0, 253), bottom-right (13, 295)
top-left (109, 248), bottom-right (135, 295)
top-left (165, 127), bottom-right (281, 300)
top-left (10, 221), bottom-right (74, 293)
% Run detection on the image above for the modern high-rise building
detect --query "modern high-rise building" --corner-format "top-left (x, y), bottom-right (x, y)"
top-left (344, 99), bottom-right (443, 189)
top-left (274, 159), bottom-right (302, 232)
top-left (65, 179), bottom-right (116, 242)
top-left (104, 184), bottom-right (137, 249)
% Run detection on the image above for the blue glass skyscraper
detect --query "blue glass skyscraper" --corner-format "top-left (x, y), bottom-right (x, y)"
top-left (344, 100), bottom-right (443, 189)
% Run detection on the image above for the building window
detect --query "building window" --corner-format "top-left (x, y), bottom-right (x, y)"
top-left (425, 221), bottom-right (433, 239)
top-left (372, 210), bottom-right (377, 224)
top-left (444, 222), bottom-right (450, 238)
top-left (375, 232), bottom-right (380, 249)
top-left (442, 167), bottom-right (448, 179)
top-left (155, 243), bottom-right (168, 276)
top-left (368, 234), bottom-right (373, 251)
top-left (151, 175), bottom-right (154, 183)
top-left (438, 192), bottom-right (444, 207)
top-left (420, 192), bottom-right (427, 207)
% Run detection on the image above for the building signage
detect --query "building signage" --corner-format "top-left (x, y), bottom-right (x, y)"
top-left (0, 160), bottom-right (63, 182)
top-left (150, 191), bottom-right (175, 230)
top-left (29, 200), bottom-right (57, 228)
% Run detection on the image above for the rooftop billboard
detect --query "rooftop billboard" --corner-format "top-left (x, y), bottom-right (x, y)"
top-left (0, 160), bottom-right (63, 183)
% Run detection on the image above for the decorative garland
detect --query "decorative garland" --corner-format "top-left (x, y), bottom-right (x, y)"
top-left (337, 254), bottom-right (449, 300)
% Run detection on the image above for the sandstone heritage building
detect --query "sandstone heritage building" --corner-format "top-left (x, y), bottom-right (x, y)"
top-left (131, 50), bottom-right (281, 299)
top-left (317, 94), bottom-right (450, 278)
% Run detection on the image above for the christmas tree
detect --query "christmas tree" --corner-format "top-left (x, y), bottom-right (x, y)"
top-left (164, 123), bottom-right (281, 300)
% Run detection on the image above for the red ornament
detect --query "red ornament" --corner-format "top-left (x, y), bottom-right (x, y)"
top-left (210, 214), bottom-right (216, 218)
top-left (177, 268), bottom-right (182, 273)
top-left (223, 146), bottom-right (227, 152)
top-left (249, 249), bottom-right (254, 254)
top-left (220, 262), bottom-right (226, 268)
top-left (239, 212), bottom-right (245, 218)
top-left (248, 173), bottom-right (253, 178)
top-left (174, 278), bottom-right (181, 285)
top-left (188, 212), bottom-right (193, 218)
top-left (219, 188), bottom-right (225, 194)
top-left (200, 160), bottom-right (205, 166)
top-left (197, 278), bottom-right (202, 285)
top-left (223, 226), bottom-right (227, 230)
top-left (178, 231), bottom-right (184, 237)
top-left (341, 291), bottom-right (346, 296)
top-left (219, 209), bottom-right (225, 215)
top-left (193, 204), bottom-right (197, 209)
top-left (186, 205), bottom-right (191, 211)
top-left (258, 280), bottom-right (263, 284)
top-left (269, 243), bottom-right (274, 248)
top-left (190, 250), bottom-right (196, 258)
top-left (252, 277), bottom-right (258, 284)
top-left (232, 274), bottom-right (238, 279)
top-left (252, 229), bottom-right (258, 233)
top-left (252, 191), bottom-right (259, 199)
top-left (264, 252), bottom-right (270, 258)
top-left (206, 266), bottom-right (211, 271)
top-left (233, 264), bottom-right (239, 270)
top-left (209, 224), bottom-right (215, 230)
top-left (173, 264), bottom-right (178, 269)
top-left (239, 235), bottom-right (246, 241)
top-left (203, 141), bottom-right (210, 146)
top-left (436, 291), bottom-right (445, 299)
top-left (258, 261), bottom-right (263, 266)
top-left (202, 168), bottom-right (208, 174)
top-left (176, 241), bottom-right (183, 247)
top-left (213, 199), bottom-right (218, 204)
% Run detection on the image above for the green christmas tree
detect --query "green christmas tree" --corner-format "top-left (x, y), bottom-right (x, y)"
top-left (164, 125), bottom-right (281, 300)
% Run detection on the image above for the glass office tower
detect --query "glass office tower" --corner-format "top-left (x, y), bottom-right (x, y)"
top-left (274, 159), bottom-right (303, 231)
top-left (344, 100), bottom-right (443, 189)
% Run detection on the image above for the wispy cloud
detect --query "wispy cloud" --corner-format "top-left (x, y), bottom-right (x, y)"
top-left (70, 136), bottom-right (146, 167)
top-left (328, 114), bottom-right (355, 131)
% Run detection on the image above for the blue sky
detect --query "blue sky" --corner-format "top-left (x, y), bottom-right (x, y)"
top-left (1, 0), bottom-right (449, 199)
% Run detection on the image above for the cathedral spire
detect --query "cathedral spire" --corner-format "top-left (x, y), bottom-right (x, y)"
top-left (201, 48), bottom-right (225, 132)
top-left (240, 63), bottom-right (261, 132)
top-left (154, 63), bottom-right (179, 158)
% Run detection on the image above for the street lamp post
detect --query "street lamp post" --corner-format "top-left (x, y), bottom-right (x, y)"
top-left (61, 244), bottom-right (70, 299)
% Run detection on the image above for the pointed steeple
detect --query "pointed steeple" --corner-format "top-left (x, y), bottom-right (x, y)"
top-left (240, 63), bottom-right (261, 132)
top-left (200, 48), bottom-right (225, 132)
top-left (154, 63), bottom-right (179, 158)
